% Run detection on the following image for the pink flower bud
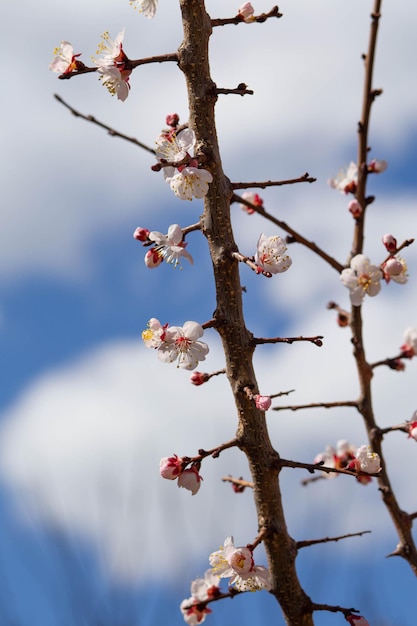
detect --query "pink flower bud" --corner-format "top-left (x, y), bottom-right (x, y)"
top-left (166, 113), bottom-right (179, 128)
top-left (368, 158), bottom-right (387, 173)
top-left (348, 199), bottom-right (363, 218)
top-left (389, 358), bottom-right (405, 371)
top-left (382, 233), bottom-right (397, 252)
top-left (133, 227), bottom-right (150, 242)
top-left (346, 615), bottom-right (370, 626)
top-left (178, 466), bottom-right (203, 495)
top-left (159, 454), bottom-right (184, 479)
top-left (238, 2), bottom-right (255, 22)
top-left (144, 248), bottom-right (163, 268)
top-left (254, 394), bottom-right (272, 410)
top-left (382, 257), bottom-right (403, 283)
top-left (408, 420), bottom-right (417, 441)
top-left (190, 371), bottom-right (210, 386)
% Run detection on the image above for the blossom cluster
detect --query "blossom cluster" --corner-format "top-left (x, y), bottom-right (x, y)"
top-left (314, 439), bottom-right (381, 484)
top-left (155, 128), bottom-right (213, 200)
top-left (133, 224), bottom-right (193, 268)
top-left (328, 159), bottom-right (387, 195)
top-left (142, 318), bottom-right (209, 370)
top-left (49, 30), bottom-right (132, 101)
top-left (340, 236), bottom-right (408, 307)
top-left (180, 537), bottom-right (271, 624)
top-left (160, 455), bottom-right (203, 496)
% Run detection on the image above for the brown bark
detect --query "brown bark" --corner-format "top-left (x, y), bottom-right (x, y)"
top-left (178, 1), bottom-right (314, 624)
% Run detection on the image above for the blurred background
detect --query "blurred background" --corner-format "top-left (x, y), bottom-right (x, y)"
top-left (1, 0), bottom-right (417, 624)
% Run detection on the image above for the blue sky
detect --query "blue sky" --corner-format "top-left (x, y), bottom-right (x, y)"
top-left (1, 0), bottom-right (417, 625)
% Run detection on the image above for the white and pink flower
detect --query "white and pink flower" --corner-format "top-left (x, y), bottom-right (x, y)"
top-left (146, 224), bottom-right (193, 268)
top-left (178, 466), bottom-right (203, 495)
top-left (129, 0), bottom-right (158, 18)
top-left (328, 162), bottom-right (358, 194)
top-left (49, 41), bottom-right (83, 75)
top-left (167, 167), bottom-right (213, 201)
top-left (354, 445), bottom-right (381, 474)
top-left (93, 29), bottom-right (131, 100)
top-left (255, 234), bottom-right (292, 275)
top-left (340, 254), bottom-right (382, 306)
top-left (155, 129), bottom-right (196, 164)
top-left (180, 598), bottom-right (211, 625)
top-left (408, 415), bottom-right (417, 441)
top-left (209, 536), bottom-right (271, 591)
top-left (400, 327), bottom-right (417, 358)
top-left (368, 158), bottom-right (387, 173)
top-left (237, 3), bottom-right (255, 23)
top-left (157, 321), bottom-right (209, 370)
top-left (141, 318), bottom-right (168, 349)
top-left (240, 191), bottom-right (263, 215)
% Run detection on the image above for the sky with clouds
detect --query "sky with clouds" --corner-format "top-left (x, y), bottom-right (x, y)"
top-left (1, 0), bottom-right (417, 625)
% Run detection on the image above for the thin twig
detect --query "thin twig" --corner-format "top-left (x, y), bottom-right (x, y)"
top-left (54, 94), bottom-right (155, 154)
top-left (211, 6), bottom-right (282, 27)
top-left (296, 530), bottom-right (371, 550)
top-left (233, 193), bottom-right (344, 273)
top-left (231, 173), bottom-right (316, 190)
top-left (57, 53), bottom-right (179, 80)
top-left (232, 251), bottom-right (272, 277)
top-left (222, 476), bottom-right (254, 489)
top-left (253, 335), bottom-right (324, 347)
top-left (273, 400), bottom-right (359, 412)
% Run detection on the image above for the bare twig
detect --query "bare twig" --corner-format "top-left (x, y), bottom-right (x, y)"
top-left (54, 94), bottom-right (155, 154)
top-left (273, 400), bottom-right (359, 412)
top-left (231, 251), bottom-right (272, 277)
top-left (253, 335), bottom-right (324, 347)
top-left (233, 193), bottom-right (344, 273)
top-left (296, 530), bottom-right (371, 550)
top-left (231, 173), bottom-right (315, 190)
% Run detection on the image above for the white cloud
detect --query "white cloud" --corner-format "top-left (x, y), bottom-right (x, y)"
top-left (1, 302), bottom-right (416, 583)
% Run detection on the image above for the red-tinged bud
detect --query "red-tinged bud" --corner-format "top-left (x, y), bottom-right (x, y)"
top-left (159, 454), bottom-right (184, 479)
top-left (382, 233), bottom-right (397, 253)
top-left (133, 227), bottom-right (150, 242)
top-left (388, 358), bottom-right (405, 371)
top-left (178, 466), bottom-right (203, 495)
top-left (408, 420), bottom-right (417, 441)
top-left (232, 482), bottom-right (246, 493)
top-left (190, 371), bottom-right (210, 386)
top-left (368, 158), bottom-right (387, 173)
top-left (254, 394), bottom-right (272, 410)
top-left (166, 113), bottom-right (179, 128)
top-left (346, 614), bottom-right (370, 626)
top-left (337, 310), bottom-right (350, 327)
top-left (348, 199), bottom-right (362, 218)
top-left (144, 248), bottom-right (163, 268)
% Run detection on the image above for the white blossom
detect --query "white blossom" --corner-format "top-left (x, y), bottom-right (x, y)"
top-left (49, 41), bottom-right (81, 74)
top-left (147, 224), bottom-right (193, 268)
top-left (355, 445), bottom-right (381, 474)
top-left (157, 321), bottom-right (209, 370)
top-left (130, 0), bottom-right (158, 18)
top-left (340, 254), bottom-right (382, 306)
top-left (155, 129), bottom-right (196, 164)
top-left (141, 318), bottom-right (168, 348)
top-left (168, 167), bottom-right (213, 201)
top-left (255, 234), bottom-right (292, 274)
top-left (209, 536), bottom-right (271, 592)
top-left (328, 162), bottom-right (358, 194)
